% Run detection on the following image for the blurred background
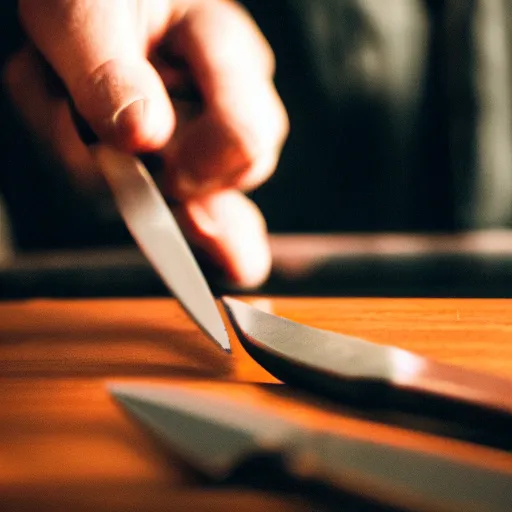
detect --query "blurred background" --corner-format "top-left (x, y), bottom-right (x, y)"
top-left (3, 0), bottom-right (512, 297)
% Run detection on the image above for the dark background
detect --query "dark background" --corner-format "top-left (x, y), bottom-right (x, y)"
top-left (0, 0), bottom-right (477, 253)
top-left (3, 1), bottom-right (512, 299)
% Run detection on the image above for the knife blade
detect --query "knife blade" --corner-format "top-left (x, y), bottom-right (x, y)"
top-left (69, 100), bottom-right (229, 350)
top-left (92, 145), bottom-right (229, 351)
top-left (221, 297), bottom-right (512, 417)
top-left (109, 382), bottom-right (512, 512)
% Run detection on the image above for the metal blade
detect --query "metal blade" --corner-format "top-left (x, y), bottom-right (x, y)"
top-left (93, 145), bottom-right (229, 351)
top-left (294, 428), bottom-right (512, 512)
top-left (110, 382), bottom-right (512, 512)
top-left (222, 297), bottom-right (512, 416)
top-left (109, 382), bottom-right (296, 476)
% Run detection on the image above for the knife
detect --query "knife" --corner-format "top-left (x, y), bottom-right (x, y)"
top-left (109, 382), bottom-right (512, 512)
top-left (70, 107), bottom-right (230, 351)
top-left (222, 297), bottom-right (512, 419)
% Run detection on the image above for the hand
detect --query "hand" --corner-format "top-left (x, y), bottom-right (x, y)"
top-left (5, 0), bottom-right (288, 287)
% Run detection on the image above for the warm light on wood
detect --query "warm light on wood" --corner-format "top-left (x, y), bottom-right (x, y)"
top-left (1, 297), bottom-right (512, 511)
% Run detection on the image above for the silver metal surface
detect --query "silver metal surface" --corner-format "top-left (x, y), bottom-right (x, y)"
top-left (93, 145), bottom-right (229, 350)
top-left (222, 297), bottom-right (512, 415)
top-left (110, 382), bottom-right (295, 476)
top-left (110, 382), bottom-right (512, 512)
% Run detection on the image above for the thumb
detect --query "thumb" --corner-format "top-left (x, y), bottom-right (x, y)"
top-left (19, 0), bottom-right (174, 151)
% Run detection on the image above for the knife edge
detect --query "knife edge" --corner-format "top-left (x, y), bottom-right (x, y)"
top-left (92, 145), bottom-right (230, 351)
top-left (221, 297), bottom-right (512, 422)
top-left (109, 382), bottom-right (512, 512)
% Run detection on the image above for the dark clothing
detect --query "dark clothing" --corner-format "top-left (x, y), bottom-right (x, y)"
top-left (247, 0), bottom-right (512, 232)
top-left (1, 0), bottom-right (512, 252)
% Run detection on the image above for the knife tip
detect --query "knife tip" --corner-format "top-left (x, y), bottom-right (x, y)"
top-left (205, 321), bottom-right (231, 353)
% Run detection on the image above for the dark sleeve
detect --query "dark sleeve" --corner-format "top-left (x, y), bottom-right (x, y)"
top-left (2, 0), bottom-right (511, 251)
top-left (240, 0), bottom-right (438, 232)
top-left (243, 0), bottom-right (512, 232)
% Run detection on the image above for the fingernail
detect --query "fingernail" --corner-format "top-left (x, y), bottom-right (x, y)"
top-left (113, 98), bottom-right (146, 143)
top-left (187, 201), bottom-right (220, 238)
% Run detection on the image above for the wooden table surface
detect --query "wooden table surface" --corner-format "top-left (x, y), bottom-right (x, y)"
top-left (2, 297), bottom-right (512, 511)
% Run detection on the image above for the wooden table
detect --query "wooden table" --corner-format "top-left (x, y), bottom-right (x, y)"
top-left (2, 297), bottom-right (512, 511)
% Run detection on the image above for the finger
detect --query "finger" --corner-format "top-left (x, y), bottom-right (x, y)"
top-left (18, 0), bottom-right (175, 151)
top-left (162, 0), bottom-right (289, 198)
top-left (174, 189), bottom-right (272, 288)
top-left (4, 46), bottom-right (102, 190)
top-left (4, 47), bottom-right (55, 138)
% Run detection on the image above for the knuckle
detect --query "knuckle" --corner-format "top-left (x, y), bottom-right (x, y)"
top-left (237, 152), bottom-right (278, 192)
top-left (275, 96), bottom-right (290, 145)
top-left (229, 129), bottom-right (261, 176)
top-left (238, 95), bottom-right (287, 154)
top-left (229, 132), bottom-right (280, 189)
top-left (222, 99), bottom-right (288, 186)
top-left (217, 0), bottom-right (276, 77)
top-left (259, 38), bottom-right (277, 77)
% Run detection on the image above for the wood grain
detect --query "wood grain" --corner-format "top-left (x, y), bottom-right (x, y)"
top-left (1, 297), bottom-right (512, 511)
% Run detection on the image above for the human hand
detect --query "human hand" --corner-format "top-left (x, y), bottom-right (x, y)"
top-left (5, 0), bottom-right (288, 287)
